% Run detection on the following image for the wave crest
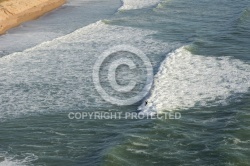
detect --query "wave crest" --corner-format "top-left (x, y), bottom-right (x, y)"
top-left (139, 46), bottom-right (250, 113)
top-left (119, 0), bottom-right (162, 10)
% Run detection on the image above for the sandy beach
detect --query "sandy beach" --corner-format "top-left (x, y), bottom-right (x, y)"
top-left (0, 0), bottom-right (66, 35)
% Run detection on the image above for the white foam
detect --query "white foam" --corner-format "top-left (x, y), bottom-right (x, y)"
top-left (139, 46), bottom-right (250, 113)
top-left (0, 159), bottom-right (25, 166)
top-left (0, 21), bottom-right (173, 120)
top-left (119, 0), bottom-right (161, 10)
top-left (0, 153), bottom-right (37, 166)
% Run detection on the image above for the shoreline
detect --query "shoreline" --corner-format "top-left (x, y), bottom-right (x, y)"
top-left (0, 0), bottom-right (66, 35)
top-left (0, 0), bottom-right (121, 56)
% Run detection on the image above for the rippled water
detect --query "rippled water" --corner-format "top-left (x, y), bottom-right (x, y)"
top-left (0, 0), bottom-right (250, 165)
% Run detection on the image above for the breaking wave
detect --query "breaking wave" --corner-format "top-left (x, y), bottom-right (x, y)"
top-left (139, 46), bottom-right (250, 113)
top-left (0, 21), bottom-right (174, 120)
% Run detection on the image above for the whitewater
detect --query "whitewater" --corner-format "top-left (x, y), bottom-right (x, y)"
top-left (1, 0), bottom-right (250, 165)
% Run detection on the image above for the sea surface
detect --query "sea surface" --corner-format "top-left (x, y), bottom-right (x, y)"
top-left (0, 0), bottom-right (250, 165)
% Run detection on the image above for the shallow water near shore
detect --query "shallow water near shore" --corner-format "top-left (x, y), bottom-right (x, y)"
top-left (0, 0), bottom-right (121, 56)
top-left (0, 0), bottom-right (250, 165)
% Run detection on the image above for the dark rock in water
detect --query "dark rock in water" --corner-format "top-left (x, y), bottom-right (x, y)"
top-left (0, 156), bottom-right (4, 162)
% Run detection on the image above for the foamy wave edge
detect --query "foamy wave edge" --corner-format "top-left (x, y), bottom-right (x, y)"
top-left (0, 153), bottom-right (38, 166)
top-left (119, 0), bottom-right (162, 10)
top-left (0, 20), bottom-right (175, 120)
top-left (139, 46), bottom-right (250, 114)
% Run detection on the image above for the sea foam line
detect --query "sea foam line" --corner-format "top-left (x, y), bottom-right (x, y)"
top-left (139, 46), bottom-right (250, 113)
top-left (0, 21), bottom-right (174, 120)
top-left (119, 0), bottom-right (162, 10)
top-left (0, 153), bottom-right (37, 166)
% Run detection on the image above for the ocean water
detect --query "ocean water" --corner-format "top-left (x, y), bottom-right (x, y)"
top-left (0, 0), bottom-right (250, 165)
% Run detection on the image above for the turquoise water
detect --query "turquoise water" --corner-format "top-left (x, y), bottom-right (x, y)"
top-left (0, 0), bottom-right (250, 165)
